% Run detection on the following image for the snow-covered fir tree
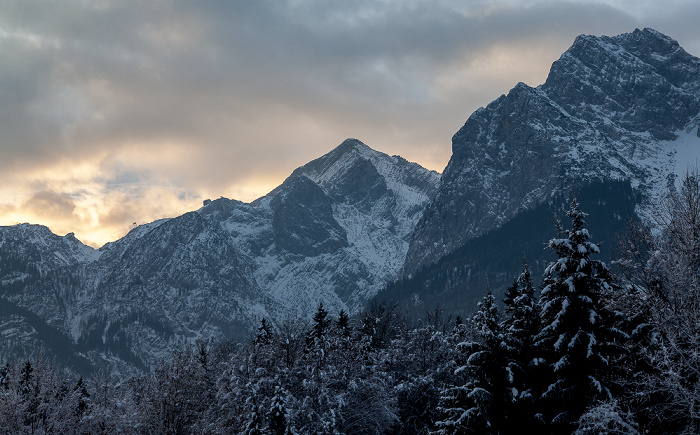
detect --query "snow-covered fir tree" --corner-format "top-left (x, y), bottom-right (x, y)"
top-left (534, 198), bottom-right (626, 432)
top-left (502, 259), bottom-right (543, 432)
top-left (336, 309), bottom-right (350, 336)
top-left (307, 302), bottom-right (330, 350)
top-left (255, 318), bottom-right (274, 345)
top-left (436, 287), bottom-right (509, 434)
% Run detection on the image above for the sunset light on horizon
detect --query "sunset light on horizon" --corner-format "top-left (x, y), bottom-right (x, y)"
top-left (1, 0), bottom-right (699, 247)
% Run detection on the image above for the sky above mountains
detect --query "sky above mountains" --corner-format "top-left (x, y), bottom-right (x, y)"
top-left (1, 0), bottom-right (698, 247)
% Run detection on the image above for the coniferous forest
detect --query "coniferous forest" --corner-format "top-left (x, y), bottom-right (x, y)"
top-left (4, 173), bottom-right (700, 434)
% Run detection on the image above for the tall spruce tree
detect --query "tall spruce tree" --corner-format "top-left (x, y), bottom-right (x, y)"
top-left (308, 302), bottom-right (330, 348)
top-left (502, 259), bottom-right (542, 432)
top-left (336, 309), bottom-right (349, 335)
top-left (534, 198), bottom-right (625, 432)
top-left (437, 287), bottom-right (509, 434)
top-left (255, 318), bottom-right (274, 345)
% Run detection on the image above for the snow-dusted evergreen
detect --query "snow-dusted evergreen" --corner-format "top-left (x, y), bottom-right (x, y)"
top-left (502, 260), bottom-right (542, 431)
top-left (436, 288), bottom-right (509, 434)
top-left (534, 199), bottom-right (626, 431)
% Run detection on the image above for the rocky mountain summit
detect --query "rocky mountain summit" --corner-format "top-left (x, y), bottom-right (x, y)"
top-left (404, 28), bottom-right (700, 274)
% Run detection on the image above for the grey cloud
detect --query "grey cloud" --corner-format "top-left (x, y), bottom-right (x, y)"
top-left (0, 0), bottom-right (697, 200)
top-left (96, 193), bottom-right (152, 228)
top-left (642, 2), bottom-right (700, 56)
top-left (21, 191), bottom-right (77, 220)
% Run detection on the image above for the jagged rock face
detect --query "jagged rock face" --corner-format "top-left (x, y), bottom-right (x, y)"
top-left (0, 139), bottom-right (440, 372)
top-left (404, 28), bottom-right (700, 274)
top-left (323, 156), bottom-right (388, 211)
top-left (543, 29), bottom-right (700, 140)
top-left (0, 224), bottom-right (98, 323)
top-left (270, 175), bottom-right (348, 256)
top-left (95, 211), bottom-right (263, 320)
top-left (229, 138), bottom-right (440, 320)
top-left (73, 212), bottom-right (270, 372)
top-left (0, 224), bottom-right (98, 271)
top-left (0, 225), bottom-right (99, 373)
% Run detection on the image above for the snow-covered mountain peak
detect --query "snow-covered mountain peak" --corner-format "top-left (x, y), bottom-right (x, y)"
top-left (405, 28), bottom-right (700, 275)
top-left (292, 138), bottom-right (387, 186)
top-left (568, 28), bottom-right (683, 59)
top-left (334, 137), bottom-right (372, 155)
top-left (236, 139), bottom-right (441, 318)
top-left (545, 28), bottom-right (700, 116)
top-left (292, 139), bottom-right (440, 215)
top-left (613, 27), bottom-right (686, 58)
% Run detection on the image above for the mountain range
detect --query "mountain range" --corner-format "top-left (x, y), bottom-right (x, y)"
top-left (1, 139), bottom-right (440, 374)
top-left (1, 28), bottom-right (699, 375)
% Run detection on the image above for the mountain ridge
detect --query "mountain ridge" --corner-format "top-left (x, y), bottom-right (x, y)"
top-left (403, 27), bottom-right (700, 274)
top-left (2, 28), bottom-right (700, 374)
top-left (0, 139), bottom-right (439, 373)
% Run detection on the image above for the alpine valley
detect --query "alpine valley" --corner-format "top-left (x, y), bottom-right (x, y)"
top-left (1, 28), bottom-right (699, 375)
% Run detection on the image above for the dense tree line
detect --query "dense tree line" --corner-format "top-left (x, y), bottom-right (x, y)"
top-left (3, 172), bottom-right (700, 433)
top-left (0, 301), bottom-right (464, 433)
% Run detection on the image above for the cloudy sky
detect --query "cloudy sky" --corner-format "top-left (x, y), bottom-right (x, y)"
top-left (1, 0), bottom-right (699, 247)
